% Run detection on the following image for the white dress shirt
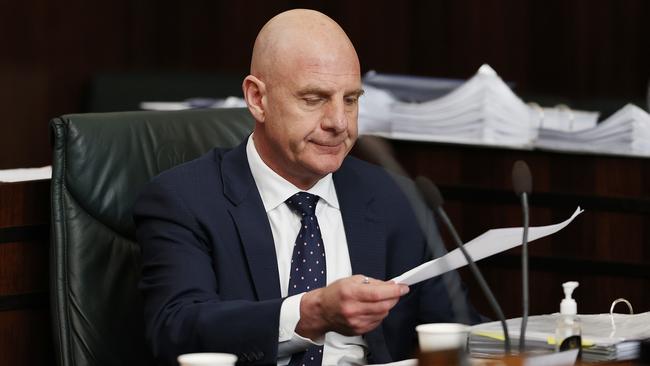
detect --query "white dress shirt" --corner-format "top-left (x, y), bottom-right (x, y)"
top-left (246, 135), bottom-right (367, 365)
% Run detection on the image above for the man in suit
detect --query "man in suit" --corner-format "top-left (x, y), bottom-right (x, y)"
top-left (135, 9), bottom-right (480, 366)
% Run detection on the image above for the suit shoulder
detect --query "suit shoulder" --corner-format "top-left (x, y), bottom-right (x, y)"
top-left (341, 156), bottom-right (390, 179)
top-left (149, 148), bottom-right (225, 186)
top-left (137, 147), bottom-right (230, 204)
top-left (340, 156), bottom-right (411, 195)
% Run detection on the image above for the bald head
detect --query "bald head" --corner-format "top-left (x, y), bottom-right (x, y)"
top-left (250, 9), bottom-right (360, 82)
top-left (243, 9), bottom-right (362, 189)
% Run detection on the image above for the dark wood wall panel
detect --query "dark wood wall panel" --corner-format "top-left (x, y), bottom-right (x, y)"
top-left (463, 265), bottom-right (650, 319)
top-left (0, 180), bottom-right (51, 366)
top-left (1, 0), bottom-right (649, 169)
top-left (0, 181), bottom-right (50, 226)
top-left (0, 241), bottom-right (48, 295)
top-left (381, 139), bottom-right (650, 320)
top-left (0, 310), bottom-right (53, 366)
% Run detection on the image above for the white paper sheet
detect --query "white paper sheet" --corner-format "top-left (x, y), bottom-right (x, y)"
top-left (0, 166), bottom-right (52, 182)
top-left (392, 207), bottom-right (584, 285)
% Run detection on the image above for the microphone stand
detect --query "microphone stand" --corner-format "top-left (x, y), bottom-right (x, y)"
top-left (512, 161), bottom-right (532, 354)
top-left (416, 177), bottom-right (511, 355)
top-left (519, 191), bottom-right (530, 353)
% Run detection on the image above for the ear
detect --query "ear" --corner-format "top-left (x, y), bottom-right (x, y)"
top-left (242, 75), bottom-right (266, 122)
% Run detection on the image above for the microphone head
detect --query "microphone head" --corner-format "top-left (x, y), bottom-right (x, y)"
top-left (415, 176), bottom-right (444, 208)
top-left (512, 160), bottom-right (532, 195)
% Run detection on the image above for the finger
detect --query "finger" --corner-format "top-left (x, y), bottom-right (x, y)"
top-left (339, 296), bottom-right (400, 321)
top-left (351, 274), bottom-right (373, 285)
top-left (354, 281), bottom-right (409, 302)
top-left (352, 315), bottom-right (386, 334)
top-left (337, 312), bottom-right (388, 335)
top-left (356, 297), bottom-right (400, 316)
top-left (386, 280), bottom-right (411, 296)
top-left (352, 275), bottom-right (409, 294)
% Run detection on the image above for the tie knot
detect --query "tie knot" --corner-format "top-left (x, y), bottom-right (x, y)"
top-left (286, 192), bottom-right (319, 217)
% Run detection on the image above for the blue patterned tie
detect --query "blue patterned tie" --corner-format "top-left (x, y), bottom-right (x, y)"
top-left (286, 192), bottom-right (326, 366)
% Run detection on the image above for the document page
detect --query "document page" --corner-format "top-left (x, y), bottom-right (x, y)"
top-left (0, 166), bottom-right (52, 182)
top-left (392, 207), bottom-right (584, 285)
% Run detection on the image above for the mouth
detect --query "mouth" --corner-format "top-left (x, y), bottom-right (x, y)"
top-left (310, 139), bottom-right (347, 153)
top-left (312, 141), bottom-right (344, 147)
top-left (310, 136), bottom-right (348, 148)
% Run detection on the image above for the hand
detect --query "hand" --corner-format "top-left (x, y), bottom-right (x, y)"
top-left (295, 275), bottom-right (409, 340)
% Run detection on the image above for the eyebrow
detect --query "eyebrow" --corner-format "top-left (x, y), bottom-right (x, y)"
top-left (352, 89), bottom-right (365, 98)
top-left (296, 87), bottom-right (365, 98)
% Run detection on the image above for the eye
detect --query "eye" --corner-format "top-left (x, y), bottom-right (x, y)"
top-left (344, 96), bottom-right (359, 106)
top-left (303, 97), bottom-right (324, 106)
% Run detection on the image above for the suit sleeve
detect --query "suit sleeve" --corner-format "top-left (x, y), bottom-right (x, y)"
top-left (134, 180), bottom-right (283, 366)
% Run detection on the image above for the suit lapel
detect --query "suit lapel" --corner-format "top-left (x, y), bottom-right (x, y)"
top-left (333, 160), bottom-right (387, 282)
top-left (334, 159), bottom-right (392, 362)
top-left (221, 141), bottom-right (281, 301)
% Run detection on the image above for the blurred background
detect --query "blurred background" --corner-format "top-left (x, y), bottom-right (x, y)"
top-left (1, 0), bottom-right (649, 169)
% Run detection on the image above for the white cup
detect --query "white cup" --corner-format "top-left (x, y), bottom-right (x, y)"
top-left (177, 353), bottom-right (237, 366)
top-left (415, 323), bottom-right (471, 352)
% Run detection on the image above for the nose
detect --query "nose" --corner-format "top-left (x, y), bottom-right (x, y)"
top-left (322, 98), bottom-right (348, 133)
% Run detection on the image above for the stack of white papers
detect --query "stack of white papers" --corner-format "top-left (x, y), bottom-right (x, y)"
top-left (469, 312), bottom-right (650, 362)
top-left (385, 64), bottom-right (536, 147)
top-left (531, 105), bottom-right (599, 132)
top-left (535, 104), bottom-right (650, 157)
top-left (358, 85), bottom-right (397, 135)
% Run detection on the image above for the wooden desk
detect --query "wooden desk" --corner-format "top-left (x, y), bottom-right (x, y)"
top-left (378, 139), bottom-right (650, 318)
top-left (0, 179), bottom-right (53, 365)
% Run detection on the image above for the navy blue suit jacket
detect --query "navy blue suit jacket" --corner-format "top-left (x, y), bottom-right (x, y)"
top-left (134, 140), bottom-right (480, 365)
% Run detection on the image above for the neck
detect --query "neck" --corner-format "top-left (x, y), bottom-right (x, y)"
top-left (252, 132), bottom-right (320, 191)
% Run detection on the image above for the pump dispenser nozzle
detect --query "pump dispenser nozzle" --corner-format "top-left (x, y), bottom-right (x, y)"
top-left (556, 281), bottom-right (581, 356)
top-left (560, 281), bottom-right (579, 315)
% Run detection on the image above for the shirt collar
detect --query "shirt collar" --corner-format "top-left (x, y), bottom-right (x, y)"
top-left (246, 134), bottom-right (340, 212)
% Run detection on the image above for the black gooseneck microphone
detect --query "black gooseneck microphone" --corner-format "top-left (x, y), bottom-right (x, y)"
top-left (512, 160), bottom-right (532, 353)
top-left (415, 176), bottom-right (511, 355)
top-left (355, 136), bottom-right (474, 323)
top-left (354, 136), bottom-right (408, 177)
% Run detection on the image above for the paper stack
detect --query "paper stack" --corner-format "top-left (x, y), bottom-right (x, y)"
top-left (385, 64), bottom-right (536, 147)
top-left (469, 312), bottom-right (650, 362)
top-left (362, 70), bottom-right (464, 103)
top-left (535, 103), bottom-right (650, 157)
top-left (358, 85), bottom-right (397, 135)
top-left (530, 104), bottom-right (599, 132)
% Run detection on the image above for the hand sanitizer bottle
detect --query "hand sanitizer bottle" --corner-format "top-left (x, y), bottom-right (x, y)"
top-left (555, 281), bottom-right (582, 358)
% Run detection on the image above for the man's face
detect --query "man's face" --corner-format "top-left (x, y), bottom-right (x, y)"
top-left (257, 51), bottom-right (362, 188)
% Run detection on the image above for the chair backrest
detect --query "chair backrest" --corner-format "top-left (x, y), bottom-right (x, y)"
top-left (50, 108), bottom-right (254, 366)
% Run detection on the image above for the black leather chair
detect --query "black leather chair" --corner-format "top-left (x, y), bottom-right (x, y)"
top-left (50, 108), bottom-right (254, 366)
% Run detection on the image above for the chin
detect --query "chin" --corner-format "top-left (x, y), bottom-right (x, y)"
top-left (308, 158), bottom-right (344, 176)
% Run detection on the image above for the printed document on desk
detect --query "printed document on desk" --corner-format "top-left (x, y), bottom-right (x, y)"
top-left (470, 312), bottom-right (650, 362)
top-left (392, 207), bottom-right (584, 286)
